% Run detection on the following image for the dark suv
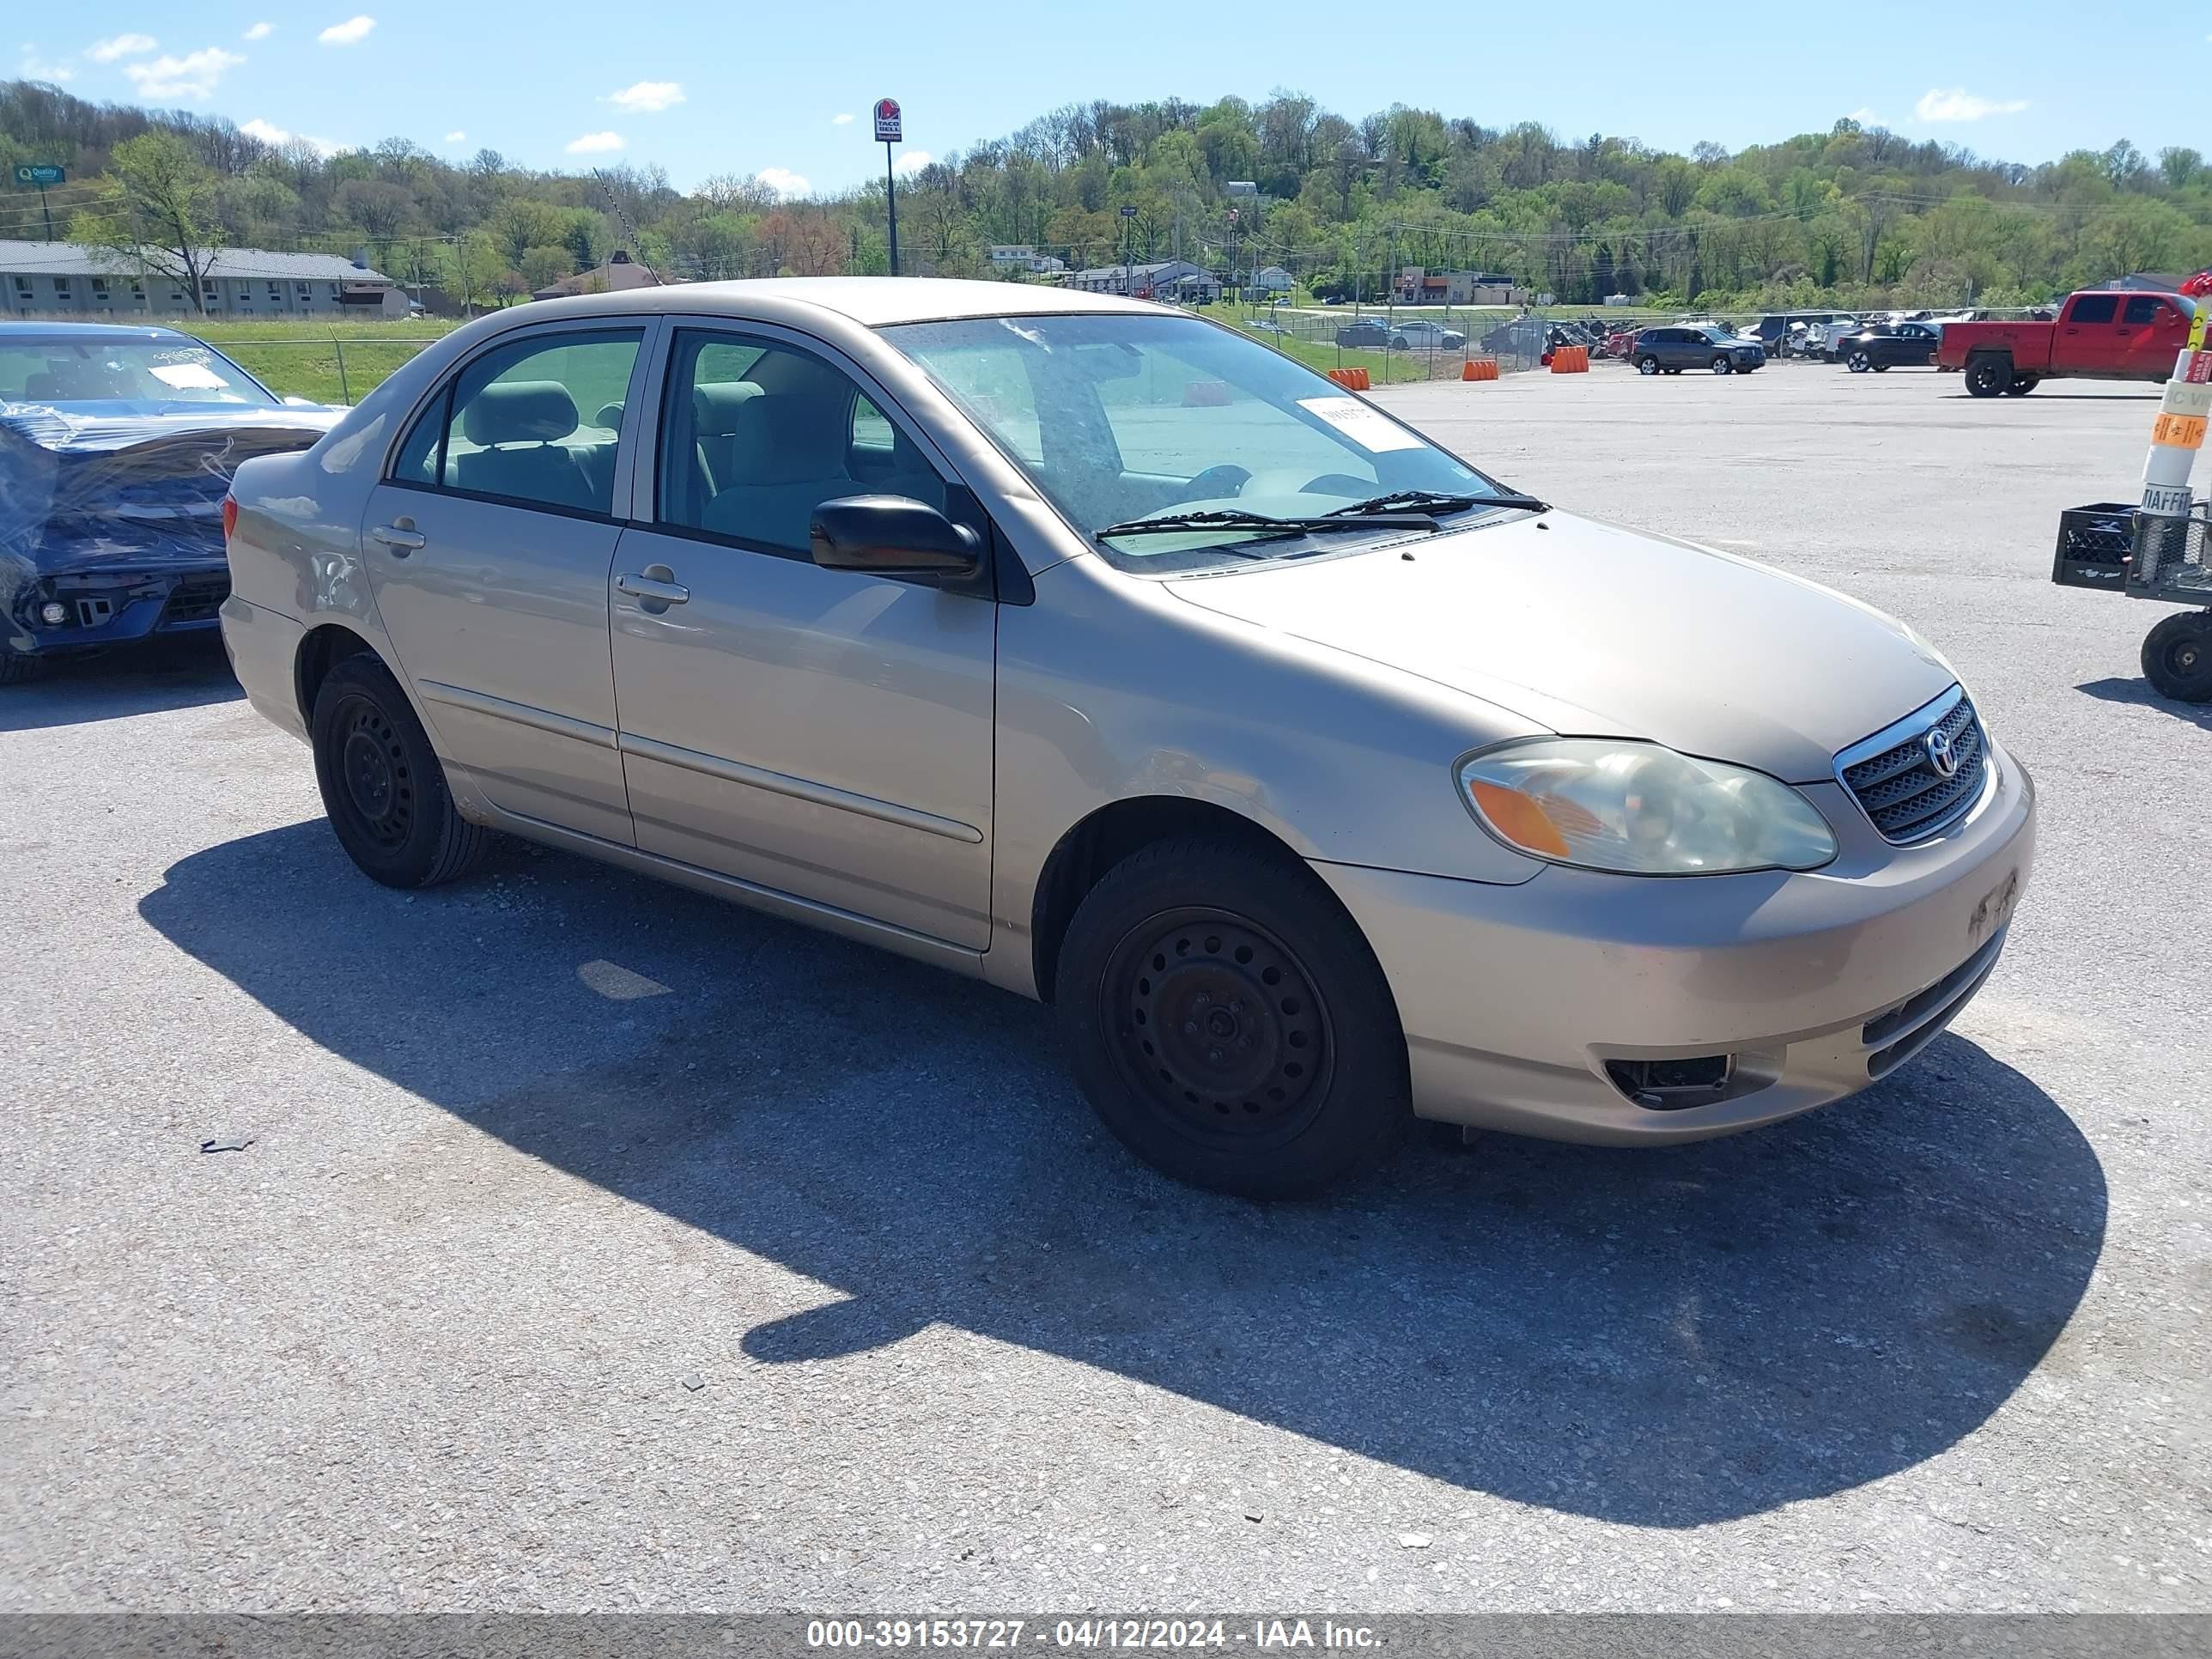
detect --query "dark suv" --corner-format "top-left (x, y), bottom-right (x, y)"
top-left (1633, 325), bottom-right (1765, 376)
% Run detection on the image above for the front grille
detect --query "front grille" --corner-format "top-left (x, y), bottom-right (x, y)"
top-left (1863, 927), bottom-right (2008, 1079)
top-left (160, 573), bottom-right (230, 627)
top-left (1840, 692), bottom-right (1986, 843)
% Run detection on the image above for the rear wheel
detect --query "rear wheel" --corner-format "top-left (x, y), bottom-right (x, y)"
top-left (1965, 356), bottom-right (2011, 398)
top-left (1847, 349), bottom-right (1872, 373)
top-left (1871, 361), bottom-right (1890, 373)
top-left (1054, 836), bottom-right (1409, 1198)
top-left (2142, 611), bottom-right (2212, 702)
top-left (310, 653), bottom-right (489, 888)
top-left (1637, 354), bottom-right (1659, 375)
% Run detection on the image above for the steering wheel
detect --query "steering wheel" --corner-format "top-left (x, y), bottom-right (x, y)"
top-left (1174, 465), bottom-right (1251, 503)
top-left (1301, 473), bottom-right (1373, 497)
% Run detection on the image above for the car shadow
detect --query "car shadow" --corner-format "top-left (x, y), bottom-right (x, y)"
top-left (0, 636), bottom-right (241, 733)
top-left (2075, 676), bottom-right (2212, 728)
top-left (138, 822), bottom-right (2106, 1529)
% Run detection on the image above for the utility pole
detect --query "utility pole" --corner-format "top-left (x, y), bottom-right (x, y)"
top-left (874, 99), bottom-right (903, 275)
top-left (1120, 204), bottom-right (1135, 297)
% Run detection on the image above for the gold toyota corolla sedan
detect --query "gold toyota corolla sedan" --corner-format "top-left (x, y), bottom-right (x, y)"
top-left (220, 279), bottom-right (2033, 1196)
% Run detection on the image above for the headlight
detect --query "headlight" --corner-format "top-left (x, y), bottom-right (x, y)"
top-left (1456, 739), bottom-right (1838, 876)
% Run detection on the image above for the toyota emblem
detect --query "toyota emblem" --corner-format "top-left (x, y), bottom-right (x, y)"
top-left (1923, 726), bottom-right (1959, 779)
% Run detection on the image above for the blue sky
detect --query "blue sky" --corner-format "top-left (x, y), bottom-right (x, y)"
top-left (19, 1), bottom-right (2212, 198)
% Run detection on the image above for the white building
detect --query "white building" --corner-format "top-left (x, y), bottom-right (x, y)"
top-left (1251, 265), bottom-right (1292, 295)
top-left (988, 246), bottom-right (1066, 275)
top-left (0, 241), bottom-right (409, 319)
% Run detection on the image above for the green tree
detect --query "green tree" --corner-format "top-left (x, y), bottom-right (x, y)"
top-left (68, 131), bottom-right (223, 314)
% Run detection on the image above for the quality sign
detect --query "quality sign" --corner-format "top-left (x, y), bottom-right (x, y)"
top-left (13, 163), bottom-right (65, 186)
top-left (873, 100), bottom-right (902, 144)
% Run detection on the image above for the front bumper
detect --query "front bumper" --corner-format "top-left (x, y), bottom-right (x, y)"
top-left (1314, 738), bottom-right (2034, 1144)
top-left (5, 563), bottom-right (232, 657)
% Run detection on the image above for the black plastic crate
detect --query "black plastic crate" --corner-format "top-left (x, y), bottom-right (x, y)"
top-left (2051, 501), bottom-right (2135, 591)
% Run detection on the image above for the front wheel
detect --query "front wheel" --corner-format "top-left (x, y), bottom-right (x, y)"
top-left (1871, 361), bottom-right (1890, 373)
top-left (1847, 349), bottom-right (1872, 373)
top-left (1711, 356), bottom-right (1733, 375)
top-left (0, 646), bottom-right (44, 685)
top-left (310, 653), bottom-right (490, 888)
top-left (2005, 374), bottom-right (2039, 396)
top-left (1054, 836), bottom-right (1409, 1198)
top-left (2142, 611), bottom-right (2212, 702)
top-left (1637, 354), bottom-right (1659, 375)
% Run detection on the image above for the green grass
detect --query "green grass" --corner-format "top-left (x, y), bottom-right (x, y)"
top-left (1216, 318), bottom-right (1451, 386)
top-left (181, 318), bottom-right (469, 404)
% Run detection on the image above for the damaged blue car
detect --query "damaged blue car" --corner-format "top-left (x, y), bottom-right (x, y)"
top-left (1, 321), bottom-right (339, 684)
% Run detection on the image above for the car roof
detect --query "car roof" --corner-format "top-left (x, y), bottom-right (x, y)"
top-left (518, 276), bottom-right (1159, 329)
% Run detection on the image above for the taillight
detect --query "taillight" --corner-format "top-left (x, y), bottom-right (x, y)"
top-left (222, 495), bottom-right (239, 543)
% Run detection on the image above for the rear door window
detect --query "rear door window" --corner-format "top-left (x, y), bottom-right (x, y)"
top-left (405, 330), bottom-right (643, 517)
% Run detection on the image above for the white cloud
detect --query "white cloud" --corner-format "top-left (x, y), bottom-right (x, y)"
top-left (317, 15), bottom-right (375, 46)
top-left (86, 33), bottom-right (158, 62)
top-left (243, 21), bottom-right (274, 40)
top-left (239, 116), bottom-right (343, 155)
top-left (123, 46), bottom-right (245, 100)
top-left (605, 79), bottom-right (684, 112)
top-left (565, 131), bottom-right (624, 154)
top-left (892, 149), bottom-right (932, 177)
top-left (831, 112), bottom-right (854, 125)
top-left (1914, 87), bottom-right (2027, 123)
top-left (1847, 107), bottom-right (1883, 125)
top-left (18, 46), bottom-right (78, 82)
top-left (444, 130), bottom-right (465, 143)
top-left (755, 167), bottom-right (811, 198)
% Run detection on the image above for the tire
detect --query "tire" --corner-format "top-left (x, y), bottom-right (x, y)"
top-left (0, 646), bottom-right (45, 685)
top-left (1054, 835), bottom-right (1410, 1199)
top-left (1711, 356), bottom-right (1732, 375)
top-left (2004, 374), bottom-right (2039, 397)
top-left (1871, 362), bottom-right (1890, 373)
top-left (2142, 611), bottom-right (2212, 703)
top-left (310, 652), bottom-right (489, 888)
top-left (1637, 354), bottom-right (1659, 375)
top-left (1847, 349), bottom-right (1872, 373)
top-left (1965, 356), bottom-right (2010, 398)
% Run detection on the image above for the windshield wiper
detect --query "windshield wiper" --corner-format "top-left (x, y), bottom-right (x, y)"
top-left (1328, 489), bottom-right (1551, 519)
top-left (1094, 507), bottom-right (1443, 541)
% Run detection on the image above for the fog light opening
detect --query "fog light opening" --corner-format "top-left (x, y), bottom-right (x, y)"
top-left (38, 600), bottom-right (68, 627)
top-left (1607, 1054), bottom-right (1735, 1110)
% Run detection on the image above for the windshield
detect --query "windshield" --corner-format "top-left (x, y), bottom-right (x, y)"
top-left (883, 313), bottom-right (1510, 573)
top-left (0, 338), bottom-right (276, 409)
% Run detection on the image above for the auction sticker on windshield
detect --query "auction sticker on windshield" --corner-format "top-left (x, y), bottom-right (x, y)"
top-left (1296, 396), bottom-right (1423, 452)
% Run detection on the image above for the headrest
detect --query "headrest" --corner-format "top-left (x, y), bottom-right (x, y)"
top-left (463, 380), bottom-right (579, 447)
top-left (692, 380), bottom-right (763, 437)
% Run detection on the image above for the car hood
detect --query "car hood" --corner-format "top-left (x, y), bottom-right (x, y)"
top-left (1164, 510), bottom-right (1956, 782)
top-left (0, 402), bottom-right (338, 574)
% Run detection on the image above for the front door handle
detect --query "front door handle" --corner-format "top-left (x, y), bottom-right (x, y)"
top-left (617, 567), bottom-right (690, 609)
top-left (371, 522), bottom-right (425, 555)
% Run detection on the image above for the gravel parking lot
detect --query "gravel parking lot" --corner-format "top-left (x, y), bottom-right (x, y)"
top-left (2, 363), bottom-right (2205, 1613)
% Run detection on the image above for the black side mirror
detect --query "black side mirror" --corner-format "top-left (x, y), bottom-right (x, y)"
top-left (810, 495), bottom-right (983, 580)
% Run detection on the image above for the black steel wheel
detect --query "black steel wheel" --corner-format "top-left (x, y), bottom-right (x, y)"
top-left (1055, 836), bottom-right (1408, 1198)
top-left (1965, 356), bottom-right (2010, 398)
top-left (2142, 611), bottom-right (2212, 703)
top-left (311, 652), bottom-right (489, 887)
top-left (2004, 374), bottom-right (2039, 396)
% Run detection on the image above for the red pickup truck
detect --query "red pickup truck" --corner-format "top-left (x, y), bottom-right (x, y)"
top-left (1939, 289), bottom-right (2196, 397)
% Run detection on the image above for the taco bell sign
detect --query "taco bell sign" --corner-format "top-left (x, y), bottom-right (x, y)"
top-left (873, 99), bottom-right (902, 143)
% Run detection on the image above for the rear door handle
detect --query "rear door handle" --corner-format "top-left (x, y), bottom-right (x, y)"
top-left (371, 524), bottom-right (426, 554)
top-left (617, 569), bottom-right (690, 607)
